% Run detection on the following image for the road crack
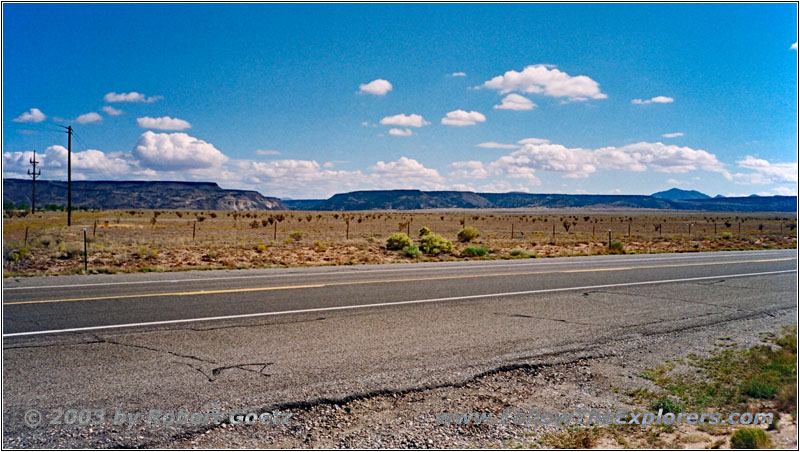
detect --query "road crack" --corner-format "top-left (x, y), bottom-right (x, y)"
top-left (96, 335), bottom-right (216, 363)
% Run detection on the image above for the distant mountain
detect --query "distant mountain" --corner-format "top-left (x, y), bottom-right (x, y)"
top-left (2, 179), bottom-right (288, 211)
top-left (651, 188), bottom-right (711, 200)
top-left (282, 199), bottom-right (327, 210)
top-left (282, 189), bottom-right (796, 212)
top-left (668, 196), bottom-right (796, 212)
top-left (5, 180), bottom-right (794, 212)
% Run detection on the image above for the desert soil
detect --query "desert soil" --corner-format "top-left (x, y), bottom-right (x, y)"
top-left (3, 209), bottom-right (796, 276)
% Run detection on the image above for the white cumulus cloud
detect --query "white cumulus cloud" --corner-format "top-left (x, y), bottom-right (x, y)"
top-left (389, 128), bottom-right (413, 136)
top-left (368, 157), bottom-right (445, 190)
top-left (370, 157), bottom-right (441, 180)
top-left (3, 146), bottom-right (136, 180)
top-left (137, 116), bottom-right (192, 131)
top-left (792, 42), bottom-right (797, 50)
top-left (482, 65), bottom-right (607, 101)
top-left (132, 131), bottom-right (226, 171)
top-left (449, 72), bottom-right (467, 77)
top-left (358, 79), bottom-right (393, 96)
top-left (104, 91), bottom-right (162, 103)
top-left (76, 112), bottom-right (102, 124)
top-left (476, 142), bottom-right (520, 149)
top-left (255, 149), bottom-right (281, 156)
top-left (632, 96), bottom-right (674, 105)
top-left (494, 94), bottom-right (536, 111)
top-left (517, 138), bottom-right (551, 145)
top-left (662, 132), bottom-right (684, 138)
top-left (734, 156), bottom-right (797, 184)
top-left (484, 140), bottom-right (730, 180)
top-left (490, 143), bottom-right (597, 179)
top-left (441, 110), bottom-right (486, 126)
top-left (595, 142), bottom-right (728, 177)
top-left (13, 108), bottom-right (46, 123)
top-left (449, 161), bottom-right (488, 179)
top-left (379, 113), bottom-right (429, 128)
top-left (102, 106), bottom-right (123, 116)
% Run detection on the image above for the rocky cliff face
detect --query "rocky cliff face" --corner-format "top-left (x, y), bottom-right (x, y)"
top-left (2, 179), bottom-right (288, 211)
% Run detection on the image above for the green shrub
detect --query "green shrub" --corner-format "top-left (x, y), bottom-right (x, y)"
top-left (730, 428), bottom-right (773, 449)
top-left (419, 233), bottom-right (453, 255)
top-left (313, 240), bottom-right (328, 252)
top-left (289, 231), bottom-right (305, 242)
top-left (721, 232), bottom-right (732, 239)
top-left (9, 246), bottom-right (31, 261)
top-left (741, 378), bottom-right (778, 400)
top-left (509, 248), bottom-right (532, 258)
top-left (386, 233), bottom-right (413, 250)
top-left (418, 226), bottom-right (431, 237)
top-left (255, 244), bottom-right (267, 253)
top-left (403, 245), bottom-right (421, 258)
top-left (609, 240), bottom-right (625, 253)
top-left (457, 226), bottom-right (480, 242)
top-left (650, 396), bottom-right (684, 414)
top-left (462, 245), bottom-right (488, 257)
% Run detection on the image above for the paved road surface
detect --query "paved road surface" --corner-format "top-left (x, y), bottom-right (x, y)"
top-left (2, 249), bottom-right (796, 447)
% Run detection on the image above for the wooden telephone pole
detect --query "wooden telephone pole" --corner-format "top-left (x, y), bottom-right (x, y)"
top-left (67, 125), bottom-right (73, 226)
top-left (27, 150), bottom-right (41, 213)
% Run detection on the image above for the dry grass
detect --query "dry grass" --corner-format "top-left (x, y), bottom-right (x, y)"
top-left (2, 209), bottom-right (796, 276)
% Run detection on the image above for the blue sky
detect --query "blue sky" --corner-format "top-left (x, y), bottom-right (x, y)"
top-left (3, 3), bottom-right (797, 199)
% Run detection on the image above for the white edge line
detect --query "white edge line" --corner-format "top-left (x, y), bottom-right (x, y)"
top-left (3, 250), bottom-right (793, 291)
top-left (4, 269), bottom-right (795, 338)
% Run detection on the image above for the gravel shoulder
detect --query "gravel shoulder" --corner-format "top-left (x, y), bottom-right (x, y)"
top-left (170, 308), bottom-right (797, 449)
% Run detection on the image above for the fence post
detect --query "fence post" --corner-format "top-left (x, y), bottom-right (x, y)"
top-left (83, 228), bottom-right (88, 272)
top-left (511, 223), bottom-right (514, 239)
top-left (608, 230), bottom-right (612, 249)
top-left (193, 221), bottom-right (196, 240)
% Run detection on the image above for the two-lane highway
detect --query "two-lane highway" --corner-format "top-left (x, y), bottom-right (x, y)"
top-left (2, 249), bottom-right (797, 447)
top-left (3, 249), bottom-right (795, 336)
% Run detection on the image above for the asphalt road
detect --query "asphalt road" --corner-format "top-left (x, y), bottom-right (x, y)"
top-left (2, 249), bottom-right (797, 447)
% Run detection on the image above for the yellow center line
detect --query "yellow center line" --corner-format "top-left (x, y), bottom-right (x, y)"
top-left (3, 257), bottom-right (793, 306)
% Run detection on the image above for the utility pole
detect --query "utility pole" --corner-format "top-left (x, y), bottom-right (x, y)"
top-left (27, 150), bottom-right (41, 213)
top-left (66, 126), bottom-right (73, 226)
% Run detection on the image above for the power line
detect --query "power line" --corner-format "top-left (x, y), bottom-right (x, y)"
top-left (70, 131), bottom-right (89, 150)
top-left (2, 120), bottom-right (66, 134)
